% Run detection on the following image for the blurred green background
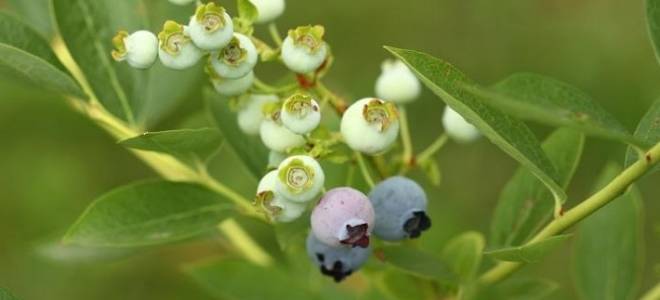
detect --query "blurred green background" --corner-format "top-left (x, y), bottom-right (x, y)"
top-left (1, 0), bottom-right (659, 299)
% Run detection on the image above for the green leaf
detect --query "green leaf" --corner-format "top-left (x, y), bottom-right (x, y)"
top-left (385, 47), bottom-right (565, 209)
top-left (206, 89), bottom-right (269, 179)
top-left (462, 73), bottom-right (641, 147)
top-left (377, 271), bottom-right (430, 300)
top-left (648, 0), bottom-right (660, 65)
top-left (379, 245), bottom-right (456, 282)
top-left (237, 0), bottom-right (259, 23)
top-left (573, 164), bottom-right (644, 300)
top-left (52, 0), bottom-right (143, 122)
top-left (119, 128), bottom-right (222, 164)
top-left (441, 231), bottom-right (485, 283)
top-left (187, 258), bottom-right (312, 300)
top-left (625, 98), bottom-right (660, 173)
top-left (485, 234), bottom-right (571, 263)
top-left (0, 288), bottom-right (19, 300)
top-left (476, 278), bottom-right (558, 300)
top-left (0, 12), bottom-right (84, 97)
top-left (490, 128), bottom-right (584, 247)
top-left (7, 0), bottom-right (54, 39)
top-left (63, 180), bottom-right (235, 247)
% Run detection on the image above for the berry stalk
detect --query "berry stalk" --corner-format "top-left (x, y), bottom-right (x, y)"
top-left (479, 141), bottom-right (660, 285)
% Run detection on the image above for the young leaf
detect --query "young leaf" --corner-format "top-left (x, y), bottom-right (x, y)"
top-left (0, 12), bottom-right (84, 98)
top-left (63, 180), bottom-right (235, 247)
top-left (186, 258), bottom-right (313, 300)
top-left (475, 278), bottom-right (558, 300)
top-left (490, 128), bottom-right (584, 247)
top-left (52, 0), bottom-right (143, 122)
top-left (237, 0), bottom-right (259, 23)
top-left (385, 47), bottom-right (565, 209)
top-left (119, 128), bottom-right (223, 164)
top-left (573, 164), bottom-right (644, 300)
top-left (378, 271), bottom-right (430, 300)
top-left (648, 0), bottom-right (660, 65)
top-left (485, 234), bottom-right (571, 263)
top-left (379, 245), bottom-right (456, 282)
top-left (0, 288), bottom-right (19, 300)
top-left (462, 73), bottom-right (641, 147)
top-left (7, 0), bottom-right (54, 38)
top-left (205, 89), bottom-right (269, 179)
top-left (441, 231), bottom-right (485, 282)
top-left (625, 98), bottom-right (660, 173)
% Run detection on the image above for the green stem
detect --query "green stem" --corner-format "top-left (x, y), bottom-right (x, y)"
top-left (479, 141), bottom-right (660, 285)
top-left (253, 78), bottom-right (297, 95)
top-left (398, 106), bottom-right (414, 169)
top-left (355, 152), bottom-right (375, 188)
top-left (268, 23), bottom-right (283, 46)
top-left (315, 81), bottom-right (347, 115)
top-left (641, 281), bottom-right (660, 300)
top-left (416, 133), bottom-right (449, 164)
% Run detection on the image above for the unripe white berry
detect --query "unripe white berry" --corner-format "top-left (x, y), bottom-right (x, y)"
top-left (259, 113), bottom-right (306, 152)
top-left (168, 0), bottom-right (195, 5)
top-left (268, 151), bottom-right (287, 169)
top-left (275, 155), bottom-right (325, 203)
top-left (188, 3), bottom-right (234, 51)
top-left (281, 25), bottom-right (328, 74)
top-left (157, 21), bottom-right (203, 70)
top-left (442, 106), bottom-right (480, 143)
top-left (340, 98), bottom-right (400, 154)
top-left (210, 33), bottom-right (258, 79)
top-left (375, 59), bottom-right (421, 104)
top-left (251, 0), bottom-right (285, 24)
top-left (237, 94), bottom-right (279, 135)
top-left (210, 71), bottom-right (254, 96)
top-left (280, 93), bottom-right (321, 135)
top-left (111, 30), bottom-right (158, 69)
top-left (255, 170), bottom-right (306, 222)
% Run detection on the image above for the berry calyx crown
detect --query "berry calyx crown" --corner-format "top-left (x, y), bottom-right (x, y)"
top-left (194, 2), bottom-right (227, 33)
top-left (253, 191), bottom-right (283, 219)
top-left (158, 21), bottom-right (191, 56)
top-left (111, 31), bottom-right (129, 61)
top-left (362, 98), bottom-right (399, 132)
top-left (278, 158), bottom-right (315, 194)
top-left (218, 36), bottom-right (248, 66)
top-left (288, 25), bottom-right (325, 53)
top-left (283, 93), bottom-right (318, 118)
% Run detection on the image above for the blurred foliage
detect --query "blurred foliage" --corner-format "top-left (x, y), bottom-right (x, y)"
top-left (1, 0), bottom-right (660, 299)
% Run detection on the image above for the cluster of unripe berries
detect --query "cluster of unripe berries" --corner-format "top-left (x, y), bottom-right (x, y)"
top-left (112, 0), bottom-right (484, 283)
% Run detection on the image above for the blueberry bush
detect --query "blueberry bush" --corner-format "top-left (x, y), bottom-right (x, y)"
top-left (1, 0), bottom-right (660, 299)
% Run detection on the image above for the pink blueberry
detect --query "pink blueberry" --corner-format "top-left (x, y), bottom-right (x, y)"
top-left (311, 187), bottom-right (375, 248)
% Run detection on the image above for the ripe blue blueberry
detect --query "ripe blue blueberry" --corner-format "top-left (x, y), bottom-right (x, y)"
top-left (157, 21), bottom-right (203, 70)
top-left (210, 33), bottom-right (258, 79)
top-left (280, 93), bottom-right (321, 135)
top-left (311, 187), bottom-right (375, 248)
top-left (306, 232), bottom-right (371, 282)
top-left (255, 170), bottom-right (306, 222)
top-left (111, 30), bottom-right (158, 69)
top-left (368, 176), bottom-right (431, 241)
top-left (340, 98), bottom-right (400, 154)
top-left (188, 3), bottom-right (234, 51)
top-left (281, 25), bottom-right (328, 74)
top-left (275, 155), bottom-right (325, 203)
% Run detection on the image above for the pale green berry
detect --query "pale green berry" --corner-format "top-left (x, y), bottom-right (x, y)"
top-left (259, 112), bottom-right (306, 152)
top-left (157, 21), bottom-right (203, 70)
top-left (442, 106), bottom-right (480, 143)
top-left (188, 3), bottom-right (234, 51)
top-left (168, 0), bottom-right (195, 5)
top-left (111, 30), bottom-right (158, 69)
top-left (340, 98), bottom-right (400, 154)
top-left (280, 93), bottom-right (321, 135)
top-left (268, 151), bottom-right (287, 169)
top-left (237, 94), bottom-right (279, 135)
top-left (251, 0), bottom-right (285, 24)
top-left (255, 170), bottom-right (306, 222)
top-left (211, 71), bottom-right (254, 96)
top-left (275, 155), bottom-right (325, 203)
top-left (375, 59), bottom-right (421, 104)
top-left (281, 25), bottom-right (328, 74)
top-left (210, 33), bottom-right (258, 79)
